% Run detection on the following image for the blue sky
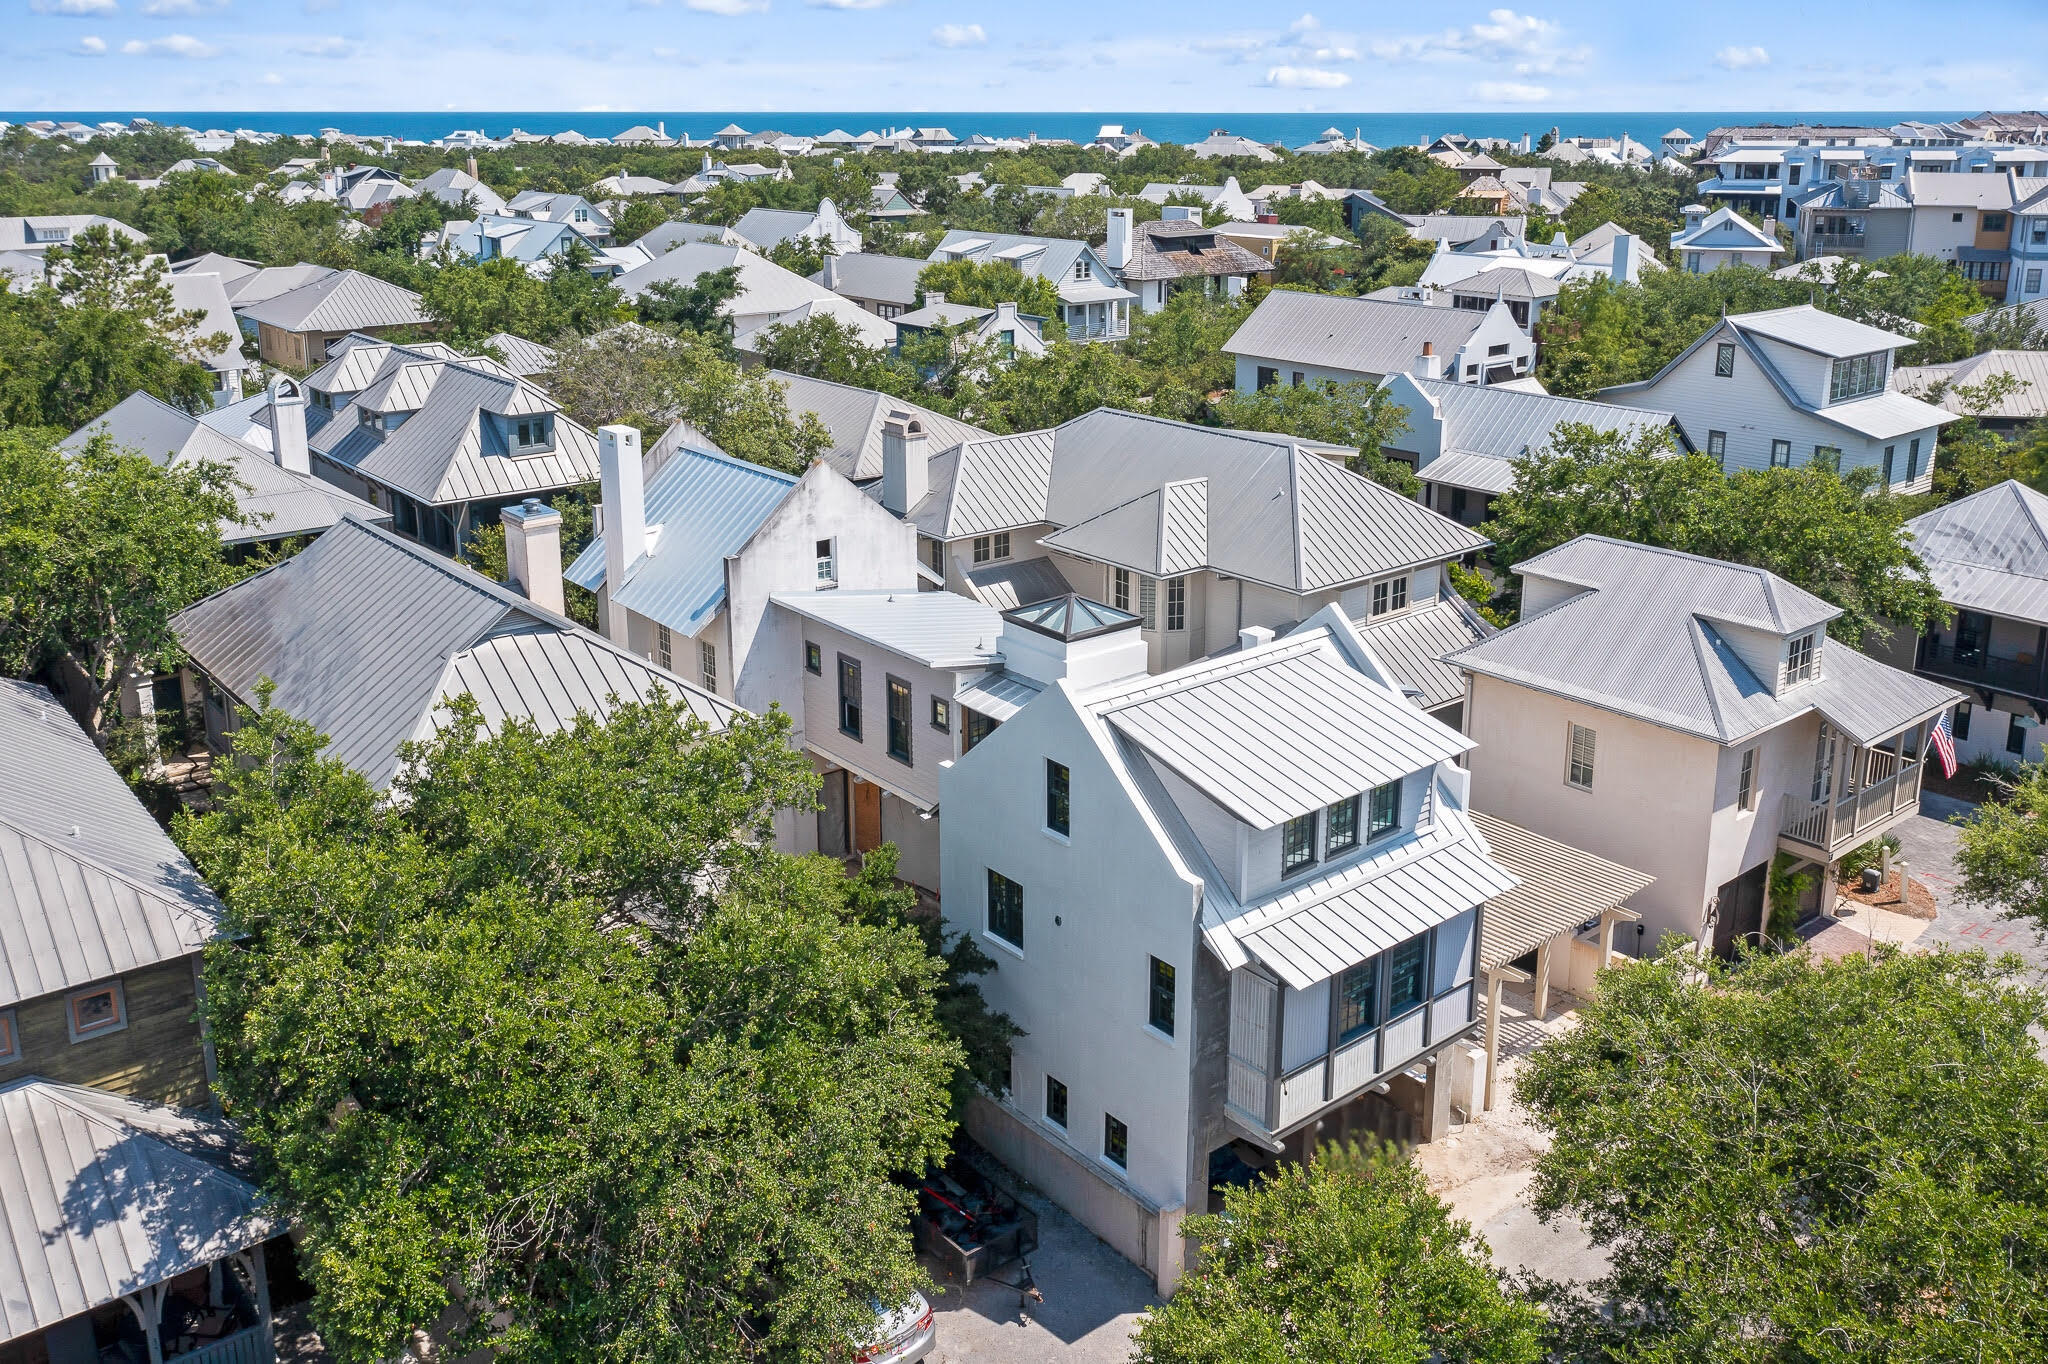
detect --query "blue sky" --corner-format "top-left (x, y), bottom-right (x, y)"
top-left (6, 0), bottom-right (2047, 114)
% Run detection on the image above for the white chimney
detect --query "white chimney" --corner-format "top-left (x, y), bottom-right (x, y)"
top-left (657, 120), bottom-right (666, 139)
top-left (598, 424), bottom-right (645, 642)
top-left (882, 412), bottom-right (929, 515)
top-left (1238, 625), bottom-right (1275, 652)
top-left (820, 252), bottom-right (840, 290)
top-left (1411, 340), bottom-right (1444, 382)
top-left (501, 498), bottom-right (565, 616)
top-left (1610, 231), bottom-right (1635, 283)
top-left (269, 375), bottom-right (308, 476)
top-left (1105, 207), bottom-right (1134, 271)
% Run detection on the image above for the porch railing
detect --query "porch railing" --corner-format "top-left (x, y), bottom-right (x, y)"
top-left (174, 1324), bottom-right (273, 1364)
top-left (1779, 756), bottom-right (1923, 855)
top-left (1226, 981), bottom-right (1473, 1136)
top-left (1066, 320), bottom-right (1129, 341)
top-left (1917, 639), bottom-right (2048, 700)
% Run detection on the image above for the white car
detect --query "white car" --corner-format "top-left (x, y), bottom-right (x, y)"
top-left (854, 1291), bottom-right (936, 1363)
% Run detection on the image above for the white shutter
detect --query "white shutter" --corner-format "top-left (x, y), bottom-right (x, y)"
top-left (1139, 576), bottom-right (1157, 630)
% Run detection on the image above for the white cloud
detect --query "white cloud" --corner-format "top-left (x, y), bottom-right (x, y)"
top-left (75, 34), bottom-right (108, 53)
top-left (142, 0), bottom-right (229, 14)
top-left (931, 22), bottom-right (985, 47)
top-left (260, 70), bottom-right (282, 83)
top-left (291, 35), bottom-right (354, 56)
top-left (31, 0), bottom-right (118, 14)
top-left (1190, 34), bottom-right (1265, 55)
top-left (808, 0), bottom-right (889, 8)
top-left (119, 32), bottom-right (217, 55)
top-left (1265, 64), bottom-right (1350, 89)
top-left (1368, 9), bottom-right (1587, 76)
top-left (1714, 44), bottom-right (1770, 70)
top-left (685, 0), bottom-right (766, 12)
top-left (1473, 79), bottom-right (1549, 102)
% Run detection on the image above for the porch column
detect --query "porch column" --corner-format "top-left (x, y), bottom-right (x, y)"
top-left (1819, 860), bottom-right (1841, 919)
top-left (1482, 964), bottom-right (1530, 1111)
top-left (1533, 938), bottom-right (1554, 1019)
top-left (1597, 905), bottom-right (1641, 971)
top-left (123, 1284), bottom-right (167, 1364)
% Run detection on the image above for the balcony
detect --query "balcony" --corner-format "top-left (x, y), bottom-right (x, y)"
top-left (1066, 318), bottom-right (1129, 342)
top-left (1805, 230), bottom-right (1867, 251)
top-left (1779, 743), bottom-right (1925, 861)
top-left (1917, 639), bottom-right (2048, 701)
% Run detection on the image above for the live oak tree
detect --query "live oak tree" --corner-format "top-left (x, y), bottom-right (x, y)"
top-left (1956, 762), bottom-right (2048, 929)
top-left (1212, 378), bottom-right (1416, 495)
top-left (178, 693), bottom-right (973, 1364)
top-left (1516, 948), bottom-right (2048, 1363)
top-left (0, 428), bottom-right (239, 735)
top-left (913, 257), bottom-right (1064, 321)
top-left (1132, 1142), bottom-right (1543, 1364)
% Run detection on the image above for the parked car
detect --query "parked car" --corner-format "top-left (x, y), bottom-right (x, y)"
top-left (854, 1292), bottom-right (935, 1363)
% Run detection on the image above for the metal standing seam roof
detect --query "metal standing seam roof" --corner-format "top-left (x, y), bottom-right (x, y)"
top-left (1448, 536), bottom-right (1959, 746)
top-left (767, 590), bottom-right (1004, 669)
top-left (233, 268), bottom-right (426, 333)
top-left (1897, 350), bottom-right (2048, 420)
top-left (1039, 479), bottom-right (1210, 577)
top-left (1222, 290), bottom-right (1490, 376)
top-left (566, 446), bottom-right (799, 637)
top-left (482, 332), bottom-right (558, 377)
top-left (166, 270), bottom-right (251, 373)
top-left (1355, 598), bottom-right (1493, 711)
top-left (1672, 207), bottom-right (1782, 252)
top-left (1469, 812), bottom-right (1655, 969)
top-left (175, 516), bottom-right (734, 790)
top-left (1417, 450), bottom-right (1521, 495)
top-left (304, 336), bottom-right (468, 396)
top-left (0, 1079), bottom-right (278, 1345)
top-left (808, 253), bottom-right (928, 307)
top-left (1093, 632), bottom-right (1475, 829)
top-left (766, 371), bottom-right (990, 482)
top-left (1904, 479), bottom-right (2048, 626)
top-left (1730, 304), bottom-right (1914, 358)
top-left (962, 556), bottom-right (1072, 611)
top-left (0, 680), bottom-right (222, 1010)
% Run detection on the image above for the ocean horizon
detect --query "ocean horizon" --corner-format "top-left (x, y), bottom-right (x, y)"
top-left (2, 109), bottom-right (1976, 150)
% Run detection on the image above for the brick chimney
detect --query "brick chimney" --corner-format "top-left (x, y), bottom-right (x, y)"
top-left (501, 499), bottom-right (565, 616)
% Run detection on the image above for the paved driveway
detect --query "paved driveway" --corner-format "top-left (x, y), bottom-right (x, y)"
top-left (1895, 796), bottom-right (2048, 981)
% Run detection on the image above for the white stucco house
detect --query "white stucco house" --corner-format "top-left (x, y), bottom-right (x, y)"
top-left (1669, 204), bottom-right (1783, 272)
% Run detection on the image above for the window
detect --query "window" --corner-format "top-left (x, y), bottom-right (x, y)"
top-left (1954, 212), bottom-right (1966, 223)
top-left (1103, 1114), bottom-right (1129, 1168)
top-left (815, 538), bottom-right (836, 583)
top-left (1291, 370), bottom-right (1305, 386)
top-left (700, 640), bottom-right (717, 691)
top-left (0, 1009), bottom-right (16, 1064)
top-left (511, 416), bottom-right (552, 451)
top-left (963, 707), bottom-right (998, 752)
top-left (1984, 212), bottom-right (2008, 232)
top-left (805, 641), bottom-right (822, 675)
top-left (886, 676), bottom-right (912, 763)
top-left (66, 982), bottom-right (126, 1042)
top-left (926, 537), bottom-right (945, 574)
top-left (1707, 430), bottom-right (1727, 468)
top-left (1567, 723), bottom-right (1596, 790)
top-left (1256, 365), bottom-right (1279, 390)
top-left (1770, 439), bottom-right (1793, 468)
top-left (1782, 631), bottom-right (1818, 686)
top-left (994, 531), bottom-right (1011, 559)
top-left (931, 696), bottom-right (951, 732)
top-left (1883, 445), bottom-right (1896, 483)
top-left (1828, 351), bottom-right (1888, 402)
top-left (973, 535), bottom-right (993, 564)
top-left (878, 303), bottom-right (904, 321)
top-left (1386, 936), bottom-right (1429, 1019)
top-left (1044, 1074), bottom-right (1068, 1127)
top-left (1813, 445), bottom-right (1841, 470)
top-left (1281, 811), bottom-right (1318, 876)
top-left (1336, 959), bottom-right (1378, 1042)
top-left (2029, 268), bottom-right (2045, 294)
top-left (1907, 438), bottom-right (1922, 482)
top-left (837, 655), bottom-right (862, 738)
top-left (1165, 577), bottom-right (1186, 632)
top-left (656, 624), bottom-right (673, 670)
top-left (1368, 780), bottom-right (1401, 838)
top-left (1737, 748), bottom-right (1756, 812)
top-left (1715, 342), bottom-right (1737, 378)
top-left (1325, 795), bottom-right (1360, 854)
top-left (1370, 574), bottom-right (1409, 617)
top-left (1112, 567), bottom-right (1131, 612)
top-left (1072, 258), bottom-right (1089, 281)
top-left (988, 870), bottom-right (1024, 948)
top-left (1139, 577), bottom-right (1158, 630)
top-left (1955, 702), bottom-right (1972, 741)
top-left (1045, 759), bottom-right (1070, 836)
top-left (2010, 713), bottom-right (2029, 757)
top-left (1148, 957), bottom-right (1176, 1036)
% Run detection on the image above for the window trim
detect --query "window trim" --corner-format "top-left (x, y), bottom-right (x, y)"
top-left (1103, 1113), bottom-right (1129, 1169)
top-left (930, 696), bottom-right (951, 733)
top-left (1164, 576), bottom-right (1186, 632)
top-left (656, 623), bottom-right (672, 671)
top-left (1785, 631), bottom-right (1816, 685)
top-left (1737, 747), bottom-right (1756, 812)
top-left (1147, 957), bottom-right (1176, 1038)
top-left (1112, 566), bottom-right (1131, 613)
top-left (1566, 722), bottom-right (1596, 791)
top-left (987, 868), bottom-right (1024, 951)
top-left (699, 639), bottom-right (717, 692)
top-left (1281, 811), bottom-right (1319, 878)
top-left (66, 981), bottom-right (127, 1043)
top-left (1045, 758), bottom-right (1071, 838)
top-left (885, 674), bottom-right (913, 764)
top-left (1770, 438), bottom-right (1792, 468)
top-left (1369, 572), bottom-right (1410, 618)
top-left (804, 641), bottom-right (822, 675)
top-left (1044, 1074), bottom-right (1068, 1129)
top-left (1706, 429), bottom-right (1727, 468)
top-left (1325, 794), bottom-right (1361, 855)
top-left (814, 537), bottom-right (837, 584)
top-left (0, 1008), bottom-right (17, 1065)
top-left (1714, 341), bottom-right (1737, 378)
top-left (837, 653), bottom-right (863, 740)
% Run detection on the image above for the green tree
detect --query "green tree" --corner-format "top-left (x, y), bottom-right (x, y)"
top-left (1517, 948), bottom-right (2048, 1362)
top-left (179, 694), bottom-right (966, 1364)
top-left (0, 429), bottom-right (239, 733)
top-left (1213, 380), bottom-right (1417, 495)
top-left (639, 263), bottom-right (742, 336)
top-left (754, 312), bottom-right (920, 395)
top-left (914, 257), bottom-right (1063, 320)
top-left (1955, 762), bottom-right (2048, 928)
top-left (1133, 1141), bottom-right (1544, 1364)
top-left (421, 244), bottom-right (627, 349)
top-left (611, 195), bottom-right (681, 246)
top-left (969, 338), bottom-right (1146, 432)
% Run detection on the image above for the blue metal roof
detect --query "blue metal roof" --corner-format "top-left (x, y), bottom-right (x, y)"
top-left (566, 447), bottom-right (798, 636)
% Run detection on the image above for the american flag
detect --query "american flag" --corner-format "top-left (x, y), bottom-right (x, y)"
top-left (1931, 709), bottom-right (1959, 779)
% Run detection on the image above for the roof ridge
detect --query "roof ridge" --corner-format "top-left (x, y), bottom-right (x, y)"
top-left (25, 1081), bottom-right (261, 1196)
top-left (1093, 632), bottom-right (1333, 713)
top-left (0, 809), bottom-right (219, 926)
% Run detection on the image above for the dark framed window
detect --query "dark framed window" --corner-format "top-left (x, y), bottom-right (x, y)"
top-left (1737, 748), bottom-right (1756, 811)
top-left (1907, 438), bottom-right (1921, 482)
top-left (1955, 702), bottom-right (1972, 741)
top-left (1707, 430), bottom-right (1726, 467)
top-left (886, 676), bottom-right (912, 763)
top-left (1103, 1114), bottom-right (1129, 1168)
top-left (1336, 959), bottom-right (1378, 1043)
top-left (1148, 957), bottom-right (1175, 1036)
top-left (931, 696), bottom-right (951, 732)
top-left (1714, 342), bottom-right (1737, 377)
top-left (837, 655), bottom-right (862, 739)
top-left (963, 707), bottom-right (998, 752)
top-left (926, 537), bottom-right (945, 574)
top-left (815, 538), bottom-right (836, 582)
top-left (0, 1008), bottom-right (17, 1065)
top-left (1281, 812), bottom-right (1318, 876)
top-left (804, 641), bottom-right (822, 675)
top-left (1770, 439), bottom-right (1792, 468)
top-left (1256, 365), bottom-right (1279, 389)
top-left (994, 531), bottom-right (1011, 559)
top-left (987, 869), bottom-right (1024, 948)
top-left (2009, 712), bottom-right (2028, 756)
top-left (1325, 795), bottom-right (1361, 854)
top-left (1045, 1074), bottom-right (1068, 1127)
top-left (1112, 567), bottom-right (1131, 612)
top-left (1386, 935), bottom-right (1430, 1019)
top-left (1045, 759), bottom-right (1070, 836)
top-left (1883, 445), bottom-right (1896, 483)
top-left (1367, 780), bottom-right (1401, 838)
top-left (973, 535), bottom-right (992, 564)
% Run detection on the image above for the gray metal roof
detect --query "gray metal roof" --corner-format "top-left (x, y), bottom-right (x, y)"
top-left (768, 590), bottom-right (1002, 669)
top-left (1223, 291), bottom-right (1490, 377)
top-left (1415, 375), bottom-right (1679, 467)
top-left (234, 268), bottom-right (426, 334)
top-left (175, 517), bottom-right (734, 789)
top-left (482, 332), bottom-right (557, 377)
top-left (1446, 266), bottom-right (1561, 301)
top-left (166, 270), bottom-right (251, 373)
top-left (566, 446), bottom-right (799, 637)
top-left (1731, 304), bottom-right (1911, 358)
top-left (219, 263), bottom-right (333, 309)
top-left (1449, 536), bottom-right (1959, 746)
top-left (954, 670), bottom-right (1042, 722)
top-left (1355, 598), bottom-right (1491, 710)
top-left (962, 556), bottom-right (1071, 611)
top-left (1470, 812), bottom-right (1655, 968)
top-left (1904, 479), bottom-right (2048, 626)
top-left (767, 371), bottom-right (989, 482)
top-left (0, 680), bottom-right (222, 1010)
top-left (1897, 350), bottom-right (2048, 420)
top-left (1094, 630), bottom-right (1475, 829)
top-left (67, 392), bottom-right (384, 545)
top-left (0, 1079), bottom-right (277, 1345)
top-left (731, 206), bottom-right (829, 251)
top-left (810, 252), bottom-right (927, 307)
top-left (1418, 450), bottom-right (1519, 495)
